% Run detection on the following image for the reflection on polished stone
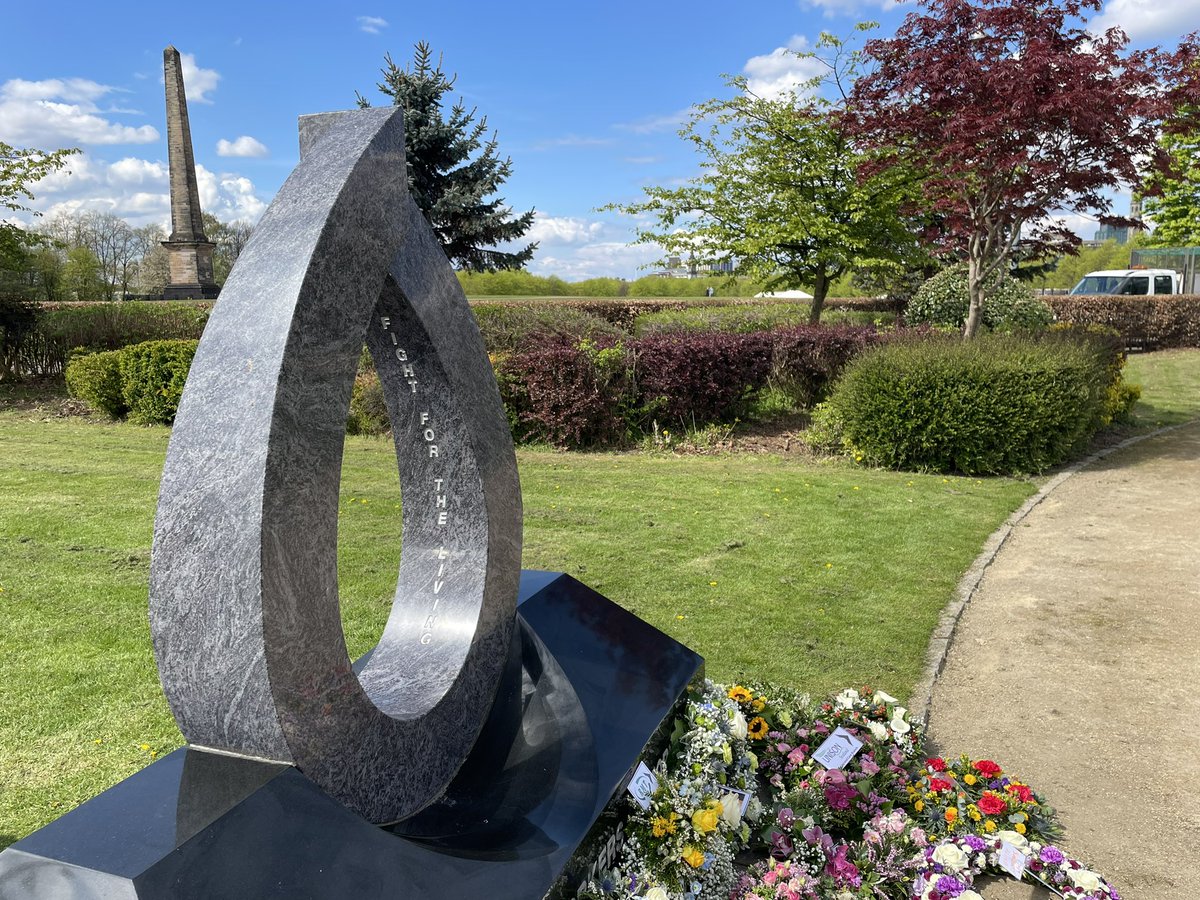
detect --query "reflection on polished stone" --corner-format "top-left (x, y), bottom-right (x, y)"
top-left (0, 573), bottom-right (702, 900)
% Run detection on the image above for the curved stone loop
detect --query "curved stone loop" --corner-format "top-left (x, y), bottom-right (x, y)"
top-left (149, 107), bottom-right (522, 824)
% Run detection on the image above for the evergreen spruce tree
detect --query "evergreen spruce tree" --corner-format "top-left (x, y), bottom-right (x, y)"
top-left (359, 42), bottom-right (536, 271)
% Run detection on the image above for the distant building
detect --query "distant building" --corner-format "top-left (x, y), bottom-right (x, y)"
top-left (650, 254), bottom-right (736, 279)
top-left (1092, 197), bottom-right (1144, 246)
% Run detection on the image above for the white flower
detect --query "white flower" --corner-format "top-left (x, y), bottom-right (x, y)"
top-left (868, 721), bottom-right (889, 741)
top-left (997, 831), bottom-right (1030, 852)
top-left (1067, 869), bottom-right (1103, 892)
top-left (889, 707), bottom-right (911, 736)
top-left (719, 792), bottom-right (742, 827)
top-left (729, 710), bottom-right (748, 740)
top-left (932, 842), bottom-right (969, 872)
top-left (645, 888), bottom-right (669, 900)
top-left (873, 690), bottom-right (898, 704)
top-left (835, 688), bottom-right (860, 709)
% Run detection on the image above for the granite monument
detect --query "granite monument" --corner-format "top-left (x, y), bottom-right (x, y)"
top-left (0, 107), bottom-right (701, 898)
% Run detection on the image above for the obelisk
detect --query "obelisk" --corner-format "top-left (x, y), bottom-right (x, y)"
top-left (162, 45), bottom-right (219, 300)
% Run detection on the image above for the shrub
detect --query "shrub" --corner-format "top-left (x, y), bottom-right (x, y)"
top-left (119, 340), bottom-right (198, 425)
top-left (633, 303), bottom-right (893, 337)
top-left (497, 339), bottom-right (633, 448)
top-left (908, 265), bottom-right (1052, 331)
top-left (824, 334), bottom-right (1112, 474)
top-left (631, 331), bottom-right (775, 427)
top-left (65, 350), bottom-right (128, 418)
top-left (0, 295), bottom-right (42, 380)
top-left (1045, 294), bottom-right (1200, 349)
top-left (471, 303), bottom-right (627, 353)
top-left (347, 371), bottom-right (391, 435)
top-left (768, 325), bottom-right (884, 408)
top-left (19, 301), bottom-right (211, 376)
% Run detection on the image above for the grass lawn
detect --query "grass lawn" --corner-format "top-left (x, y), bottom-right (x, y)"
top-left (1, 346), bottom-right (1196, 847)
top-left (1124, 348), bottom-right (1200, 427)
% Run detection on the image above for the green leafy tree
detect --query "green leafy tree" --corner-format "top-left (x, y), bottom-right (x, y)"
top-left (359, 42), bottom-right (535, 271)
top-left (0, 142), bottom-right (77, 281)
top-left (62, 246), bottom-right (106, 301)
top-left (608, 30), bottom-right (920, 324)
top-left (1143, 129), bottom-right (1200, 245)
top-left (201, 213), bottom-right (253, 285)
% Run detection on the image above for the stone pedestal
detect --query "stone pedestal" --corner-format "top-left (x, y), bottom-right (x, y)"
top-left (0, 572), bottom-right (702, 900)
top-left (162, 240), bottom-right (219, 300)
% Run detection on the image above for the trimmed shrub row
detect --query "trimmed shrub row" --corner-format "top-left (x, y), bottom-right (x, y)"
top-left (633, 303), bottom-right (892, 336)
top-left (65, 340), bottom-right (198, 425)
top-left (10, 301), bottom-right (211, 376)
top-left (1047, 294), bottom-right (1200, 349)
top-left (815, 329), bottom-right (1137, 475)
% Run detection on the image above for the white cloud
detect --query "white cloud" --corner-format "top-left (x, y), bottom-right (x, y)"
top-left (623, 155), bottom-right (663, 165)
top-left (216, 135), bottom-right (269, 158)
top-left (10, 151), bottom-right (266, 229)
top-left (743, 36), bottom-right (827, 100)
top-left (0, 78), bottom-right (158, 146)
top-left (1091, 0), bottom-right (1196, 43)
top-left (533, 134), bottom-right (616, 150)
top-left (357, 15), bottom-right (389, 34)
top-left (525, 214), bottom-right (606, 246)
top-left (528, 240), bottom-right (662, 281)
top-left (179, 53), bottom-right (219, 104)
top-left (616, 108), bottom-right (693, 134)
top-left (796, 0), bottom-right (906, 14)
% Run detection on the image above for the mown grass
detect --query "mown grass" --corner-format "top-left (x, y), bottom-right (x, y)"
top-left (1124, 348), bottom-right (1200, 427)
top-left (1, 346), bottom-right (1196, 847)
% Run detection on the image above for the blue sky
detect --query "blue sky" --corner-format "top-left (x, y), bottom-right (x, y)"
top-left (2, 0), bottom-right (1194, 279)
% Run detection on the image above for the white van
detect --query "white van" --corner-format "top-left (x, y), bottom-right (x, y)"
top-left (1069, 268), bottom-right (1182, 296)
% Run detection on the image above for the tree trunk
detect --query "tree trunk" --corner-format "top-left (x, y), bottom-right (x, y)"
top-left (963, 256), bottom-right (984, 340)
top-left (808, 268), bottom-right (828, 325)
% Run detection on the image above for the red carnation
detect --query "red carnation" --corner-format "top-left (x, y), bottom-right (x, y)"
top-left (974, 759), bottom-right (1002, 777)
top-left (929, 778), bottom-right (953, 792)
top-left (1007, 783), bottom-right (1034, 803)
top-left (926, 758), bottom-right (947, 772)
top-left (977, 792), bottom-right (1007, 815)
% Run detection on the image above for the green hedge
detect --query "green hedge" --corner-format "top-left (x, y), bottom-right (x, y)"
top-left (65, 339), bottom-right (198, 425)
top-left (15, 301), bottom-right (211, 376)
top-left (633, 303), bottom-right (892, 336)
top-left (821, 333), bottom-right (1129, 474)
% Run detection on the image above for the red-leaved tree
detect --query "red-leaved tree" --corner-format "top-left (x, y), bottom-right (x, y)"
top-left (850, 0), bottom-right (1197, 338)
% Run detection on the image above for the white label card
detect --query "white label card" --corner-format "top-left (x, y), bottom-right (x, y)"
top-left (811, 726), bottom-right (864, 771)
top-left (724, 786), bottom-right (753, 816)
top-left (626, 761), bottom-right (659, 810)
top-left (998, 841), bottom-right (1028, 880)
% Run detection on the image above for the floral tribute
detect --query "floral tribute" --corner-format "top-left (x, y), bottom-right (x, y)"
top-left (576, 681), bottom-right (1118, 900)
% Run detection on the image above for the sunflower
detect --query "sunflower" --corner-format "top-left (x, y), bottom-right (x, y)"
top-left (747, 716), bottom-right (769, 739)
top-left (727, 685), bottom-right (752, 704)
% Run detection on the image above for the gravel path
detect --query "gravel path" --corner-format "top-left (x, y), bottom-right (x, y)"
top-left (925, 421), bottom-right (1200, 900)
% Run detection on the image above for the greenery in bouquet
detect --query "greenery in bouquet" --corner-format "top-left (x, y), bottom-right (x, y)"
top-left (904, 755), bottom-right (1062, 844)
top-left (755, 688), bottom-right (925, 838)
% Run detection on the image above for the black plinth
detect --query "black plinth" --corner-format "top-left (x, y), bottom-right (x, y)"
top-left (0, 573), bottom-right (702, 899)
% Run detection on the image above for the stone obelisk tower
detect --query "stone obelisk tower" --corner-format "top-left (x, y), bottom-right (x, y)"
top-left (162, 45), bottom-right (219, 300)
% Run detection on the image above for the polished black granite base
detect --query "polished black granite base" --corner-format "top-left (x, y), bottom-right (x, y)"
top-left (0, 573), bottom-right (703, 899)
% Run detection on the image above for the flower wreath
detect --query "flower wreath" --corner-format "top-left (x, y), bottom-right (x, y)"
top-left (913, 834), bottom-right (1120, 900)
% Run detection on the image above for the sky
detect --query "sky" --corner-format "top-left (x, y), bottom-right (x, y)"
top-left (2, 0), bottom-right (1196, 281)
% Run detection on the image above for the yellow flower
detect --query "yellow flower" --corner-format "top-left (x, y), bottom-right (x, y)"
top-left (1015, 822), bottom-right (1027, 834)
top-left (964, 773), bottom-right (977, 786)
top-left (751, 696), bottom-right (766, 712)
top-left (984, 820), bottom-right (997, 833)
top-left (651, 816), bottom-right (676, 837)
top-left (914, 800), bottom-right (924, 813)
top-left (682, 847), bottom-right (705, 869)
top-left (967, 805), bottom-right (981, 822)
top-left (692, 804), bottom-right (720, 834)
top-left (747, 717), bottom-right (769, 739)
top-left (945, 808), bottom-right (958, 824)
top-left (727, 686), bottom-right (752, 704)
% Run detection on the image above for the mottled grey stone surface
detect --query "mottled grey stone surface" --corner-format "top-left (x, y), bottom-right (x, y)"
top-left (149, 107), bottom-right (522, 824)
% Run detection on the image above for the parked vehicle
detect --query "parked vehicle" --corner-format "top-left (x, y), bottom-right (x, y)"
top-left (1069, 268), bottom-right (1182, 296)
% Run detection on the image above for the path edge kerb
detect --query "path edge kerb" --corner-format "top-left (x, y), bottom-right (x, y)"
top-left (910, 419), bottom-right (1199, 726)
